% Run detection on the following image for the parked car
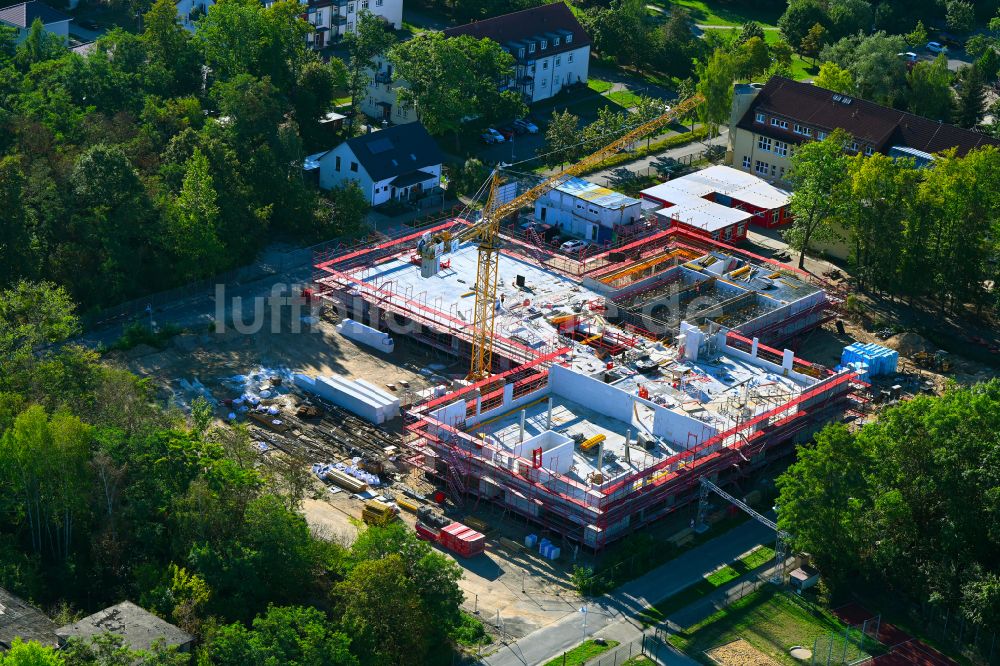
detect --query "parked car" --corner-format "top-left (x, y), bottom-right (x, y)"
top-left (514, 119), bottom-right (539, 134)
top-left (480, 128), bottom-right (505, 144)
top-left (497, 126), bottom-right (516, 140)
top-left (560, 239), bottom-right (588, 253)
top-left (926, 41), bottom-right (947, 54)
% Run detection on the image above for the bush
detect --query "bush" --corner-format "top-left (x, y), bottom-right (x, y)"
top-left (110, 321), bottom-right (183, 351)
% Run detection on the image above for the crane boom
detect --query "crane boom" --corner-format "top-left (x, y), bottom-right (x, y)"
top-left (457, 94), bottom-right (705, 380)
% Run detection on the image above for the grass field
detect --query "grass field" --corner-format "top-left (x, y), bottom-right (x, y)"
top-left (639, 545), bottom-right (778, 626)
top-left (588, 78), bottom-right (614, 94)
top-left (542, 639), bottom-right (620, 666)
top-left (652, 0), bottom-right (782, 28)
top-left (668, 588), bottom-right (857, 666)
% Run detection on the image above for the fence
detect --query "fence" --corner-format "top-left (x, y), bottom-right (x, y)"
top-left (811, 617), bottom-right (881, 666)
top-left (909, 602), bottom-right (998, 665)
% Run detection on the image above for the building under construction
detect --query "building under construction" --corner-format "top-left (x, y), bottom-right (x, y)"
top-left (312, 216), bottom-right (864, 550)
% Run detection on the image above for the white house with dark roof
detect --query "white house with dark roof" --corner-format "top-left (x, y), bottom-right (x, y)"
top-left (305, 122), bottom-right (444, 206)
top-left (0, 1), bottom-right (71, 43)
top-left (442, 2), bottom-right (590, 104)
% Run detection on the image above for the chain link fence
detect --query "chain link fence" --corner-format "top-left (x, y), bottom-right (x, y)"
top-left (810, 617), bottom-right (880, 666)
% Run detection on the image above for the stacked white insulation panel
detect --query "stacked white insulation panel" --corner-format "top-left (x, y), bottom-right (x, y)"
top-left (295, 373), bottom-right (400, 425)
top-left (336, 319), bottom-right (395, 353)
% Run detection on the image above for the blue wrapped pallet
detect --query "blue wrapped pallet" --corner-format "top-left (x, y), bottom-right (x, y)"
top-left (525, 534), bottom-right (538, 549)
top-left (841, 342), bottom-right (898, 377)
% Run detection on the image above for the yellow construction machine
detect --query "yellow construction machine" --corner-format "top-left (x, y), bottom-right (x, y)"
top-left (420, 94), bottom-right (705, 380)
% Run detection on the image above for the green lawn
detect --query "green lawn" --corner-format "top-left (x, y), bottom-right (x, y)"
top-left (638, 545), bottom-right (778, 626)
top-left (657, 0), bottom-right (782, 28)
top-left (588, 78), bottom-right (614, 94)
top-left (542, 639), bottom-right (620, 666)
top-left (668, 588), bottom-right (865, 666)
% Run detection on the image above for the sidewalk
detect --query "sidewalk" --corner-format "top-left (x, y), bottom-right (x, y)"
top-left (483, 520), bottom-right (772, 666)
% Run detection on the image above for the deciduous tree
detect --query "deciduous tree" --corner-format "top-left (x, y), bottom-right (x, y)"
top-left (785, 129), bottom-right (849, 268)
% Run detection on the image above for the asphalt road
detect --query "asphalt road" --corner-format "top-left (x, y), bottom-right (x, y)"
top-left (483, 520), bottom-right (772, 666)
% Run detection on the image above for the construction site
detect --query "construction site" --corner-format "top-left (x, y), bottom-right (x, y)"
top-left (306, 98), bottom-right (867, 552)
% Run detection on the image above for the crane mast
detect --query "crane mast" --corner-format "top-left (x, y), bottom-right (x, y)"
top-left (422, 94), bottom-right (705, 380)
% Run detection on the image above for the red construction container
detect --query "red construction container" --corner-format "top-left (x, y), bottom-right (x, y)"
top-left (415, 521), bottom-right (439, 542)
top-left (439, 522), bottom-right (485, 558)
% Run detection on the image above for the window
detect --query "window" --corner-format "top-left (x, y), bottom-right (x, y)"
top-left (850, 141), bottom-right (859, 152)
top-left (817, 131), bottom-right (827, 140)
top-left (541, 79), bottom-right (547, 87)
top-left (335, 156), bottom-right (341, 171)
top-left (774, 140), bottom-right (788, 157)
top-left (542, 60), bottom-right (548, 70)
top-left (755, 112), bottom-right (765, 123)
top-left (540, 39), bottom-right (547, 50)
top-left (529, 42), bottom-right (536, 53)
top-left (793, 124), bottom-right (812, 136)
top-left (568, 53), bottom-right (574, 63)
top-left (554, 75), bottom-right (560, 86)
top-left (553, 36), bottom-right (560, 46)
top-left (518, 48), bottom-right (525, 58)
top-left (565, 33), bottom-right (572, 43)
top-left (770, 164), bottom-right (777, 177)
top-left (555, 56), bottom-right (561, 66)
top-left (737, 223), bottom-right (745, 236)
top-left (742, 155), bottom-right (751, 169)
top-left (350, 161), bottom-right (358, 173)
top-left (347, 21), bottom-right (353, 31)
top-left (711, 232), bottom-right (720, 240)
top-left (779, 166), bottom-right (785, 179)
top-left (771, 210), bottom-right (780, 223)
top-left (757, 136), bottom-right (771, 152)
top-left (376, 0), bottom-right (382, 5)
top-left (723, 227), bottom-right (732, 240)
top-left (361, 0), bottom-right (368, 8)
top-left (755, 160), bottom-right (768, 175)
top-left (348, 2), bottom-right (353, 11)
top-left (864, 145), bottom-right (874, 156)
top-left (770, 118), bottom-right (788, 130)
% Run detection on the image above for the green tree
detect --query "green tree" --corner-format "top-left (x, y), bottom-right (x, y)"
top-left (785, 129), bottom-right (850, 268)
top-left (389, 33), bottom-right (525, 143)
top-left (955, 65), bottom-right (986, 128)
top-left (821, 32), bottom-right (908, 105)
top-left (209, 605), bottom-right (358, 666)
top-left (0, 281), bottom-right (79, 367)
top-left (344, 11), bottom-right (396, 132)
top-left (142, 0), bottom-right (201, 95)
top-left (0, 156), bottom-right (32, 288)
top-left (905, 20), bottom-right (928, 48)
top-left (827, 0), bottom-right (873, 41)
top-left (736, 21), bottom-right (765, 45)
top-left (695, 49), bottom-right (735, 138)
top-left (449, 158), bottom-right (489, 198)
top-left (946, 0), bottom-right (975, 34)
top-left (907, 53), bottom-right (954, 122)
top-left (735, 36), bottom-right (770, 80)
top-left (800, 22), bottom-right (827, 65)
top-left (542, 109), bottom-right (580, 168)
top-left (14, 18), bottom-right (64, 68)
top-left (814, 61), bottom-right (854, 93)
top-left (0, 639), bottom-right (63, 666)
top-left (776, 424), bottom-right (867, 584)
top-left (167, 149), bottom-right (223, 282)
top-left (315, 182), bottom-right (369, 237)
top-left (778, 0), bottom-right (828, 50)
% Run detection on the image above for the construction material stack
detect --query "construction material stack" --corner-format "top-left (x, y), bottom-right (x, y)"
top-left (841, 342), bottom-right (898, 379)
top-left (361, 499), bottom-right (399, 525)
top-left (413, 507), bottom-right (485, 557)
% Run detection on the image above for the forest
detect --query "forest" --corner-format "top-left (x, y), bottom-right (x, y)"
top-left (0, 0), bottom-right (367, 311)
top-left (0, 280), bottom-right (476, 665)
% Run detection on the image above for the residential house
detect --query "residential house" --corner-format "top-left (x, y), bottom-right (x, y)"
top-left (177, 0), bottom-right (402, 44)
top-left (640, 165), bottom-right (792, 243)
top-left (443, 2), bottom-right (590, 105)
top-left (0, 587), bottom-right (58, 652)
top-left (362, 57), bottom-right (417, 125)
top-left (728, 76), bottom-right (1000, 183)
top-left (55, 601), bottom-right (194, 654)
top-left (304, 0), bottom-right (402, 50)
top-left (305, 122), bottom-right (444, 206)
top-left (0, 1), bottom-right (70, 43)
top-left (176, 0), bottom-right (211, 32)
top-left (534, 177), bottom-right (641, 243)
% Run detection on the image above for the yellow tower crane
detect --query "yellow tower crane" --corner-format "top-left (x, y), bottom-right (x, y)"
top-left (423, 94), bottom-right (705, 380)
